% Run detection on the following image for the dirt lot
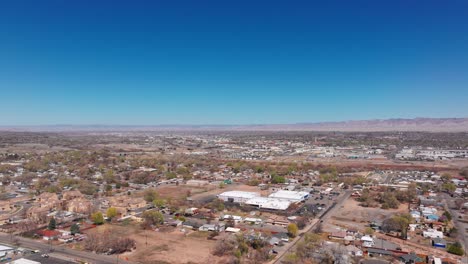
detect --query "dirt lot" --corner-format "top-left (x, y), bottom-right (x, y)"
top-left (326, 198), bottom-right (408, 232)
top-left (85, 224), bottom-right (223, 264)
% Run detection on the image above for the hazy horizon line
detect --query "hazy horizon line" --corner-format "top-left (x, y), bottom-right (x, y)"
top-left (0, 117), bottom-right (467, 128)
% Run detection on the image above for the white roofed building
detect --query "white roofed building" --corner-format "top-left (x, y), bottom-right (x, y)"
top-left (245, 197), bottom-right (291, 210)
top-left (218, 191), bottom-right (260, 203)
top-left (268, 190), bottom-right (309, 202)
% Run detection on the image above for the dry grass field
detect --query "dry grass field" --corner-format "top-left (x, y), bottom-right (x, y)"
top-left (84, 224), bottom-right (223, 264)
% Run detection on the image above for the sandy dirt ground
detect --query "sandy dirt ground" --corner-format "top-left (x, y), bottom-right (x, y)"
top-left (325, 198), bottom-right (408, 232)
top-left (86, 224), bottom-right (223, 264)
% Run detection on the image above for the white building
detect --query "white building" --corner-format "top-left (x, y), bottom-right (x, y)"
top-left (222, 215), bottom-right (243, 222)
top-left (244, 217), bottom-right (263, 224)
top-left (245, 197), bottom-right (291, 210)
top-left (268, 190), bottom-right (309, 202)
top-left (423, 229), bottom-right (444, 238)
top-left (0, 245), bottom-right (14, 257)
top-left (361, 235), bottom-right (374, 247)
top-left (7, 259), bottom-right (41, 264)
top-left (217, 191), bottom-right (260, 203)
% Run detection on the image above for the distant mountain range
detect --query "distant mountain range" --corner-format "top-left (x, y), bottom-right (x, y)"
top-left (1, 118), bottom-right (467, 132)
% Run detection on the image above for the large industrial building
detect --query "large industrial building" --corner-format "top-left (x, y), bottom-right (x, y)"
top-left (217, 191), bottom-right (260, 203)
top-left (268, 190), bottom-right (309, 202)
top-left (217, 189), bottom-right (309, 211)
top-left (245, 197), bottom-right (291, 210)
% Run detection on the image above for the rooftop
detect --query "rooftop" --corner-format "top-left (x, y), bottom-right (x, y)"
top-left (268, 190), bottom-right (309, 201)
top-left (218, 191), bottom-right (260, 199)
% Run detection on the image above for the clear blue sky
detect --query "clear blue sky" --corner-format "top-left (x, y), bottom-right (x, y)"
top-left (1, 0), bottom-right (467, 125)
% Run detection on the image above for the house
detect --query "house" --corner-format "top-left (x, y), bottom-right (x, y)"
top-left (410, 211), bottom-right (421, 220)
top-left (431, 237), bottom-right (447, 248)
top-left (37, 229), bottom-right (61, 240)
top-left (423, 229), bottom-right (444, 238)
top-left (266, 215), bottom-right (290, 227)
top-left (329, 231), bottom-right (347, 240)
top-left (222, 215), bottom-right (243, 222)
top-left (346, 229), bottom-right (359, 236)
top-left (346, 245), bottom-right (363, 257)
top-left (361, 235), bottom-right (375, 247)
top-left (184, 207), bottom-right (199, 216)
top-left (367, 248), bottom-right (393, 257)
top-left (272, 232), bottom-right (290, 242)
top-left (225, 227), bottom-right (241, 233)
top-left (399, 252), bottom-right (424, 264)
top-left (268, 236), bottom-right (281, 246)
top-left (244, 217), bottom-right (262, 225)
top-left (168, 219), bottom-right (182, 227)
top-left (182, 220), bottom-right (203, 230)
top-left (425, 214), bottom-right (439, 222)
top-left (198, 223), bottom-right (225, 232)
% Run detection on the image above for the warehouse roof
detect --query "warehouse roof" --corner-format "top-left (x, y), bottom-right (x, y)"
top-left (246, 197), bottom-right (291, 210)
top-left (268, 190), bottom-right (309, 201)
top-left (218, 191), bottom-right (260, 199)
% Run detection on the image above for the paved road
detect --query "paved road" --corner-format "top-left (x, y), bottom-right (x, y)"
top-left (0, 233), bottom-right (133, 264)
top-left (442, 194), bottom-right (468, 264)
top-left (271, 190), bottom-right (353, 264)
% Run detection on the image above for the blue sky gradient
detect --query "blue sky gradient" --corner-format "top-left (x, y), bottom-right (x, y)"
top-left (1, 0), bottom-right (467, 125)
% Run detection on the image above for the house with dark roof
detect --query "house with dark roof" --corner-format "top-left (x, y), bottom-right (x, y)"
top-left (431, 237), bottom-right (447, 248)
top-left (399, 252), bottom-right (424, 264)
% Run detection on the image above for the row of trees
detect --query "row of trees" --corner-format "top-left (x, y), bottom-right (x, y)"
top-left (358, 184), bottom-right (417, 209)
top-left (84, 231), bottom-right (136, 254)
top-left (212, 234), bottom-right (270, 263)
top-left (284, 233), bottom-right (351, 264)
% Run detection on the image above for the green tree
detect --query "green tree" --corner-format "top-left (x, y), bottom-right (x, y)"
top-left (106, 207), bottom-right (118, 219)
top-left (152, 198), bottom-right (166, 208)
top-left (142, 210), bottom-right (164, 226)
top-left (104, 169), bottom-right (115, 183)
top-left (143, 188), bottom-right (158, 202)
top-left (381, 191), bottom-right (399, 209)
top-left (91, 212), bottom-right (104, 225)
top-left (210, 199), bottom-right (225, 212)
top-left (441, 173), bottom-right (452, 182)
top-left (48, 217), bottom-right (56, 230)
top-left (271, 175), bottom-right (286, 184)
top-left (393, 214), bottom-right (412, 239)
top-left (287, 223), bottom-right (298, 238)
top-left (165, 172), bottom-right (176, 180)
top-left (70, 223), bottom-right (80, 235)
top-left (447, 242), bottom-right (464, 256)
top-left (442, 182), bottom-right (457, 193)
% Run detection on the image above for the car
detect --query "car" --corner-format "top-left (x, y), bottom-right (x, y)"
top-left (41, 254), bottom-right (49, 258)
